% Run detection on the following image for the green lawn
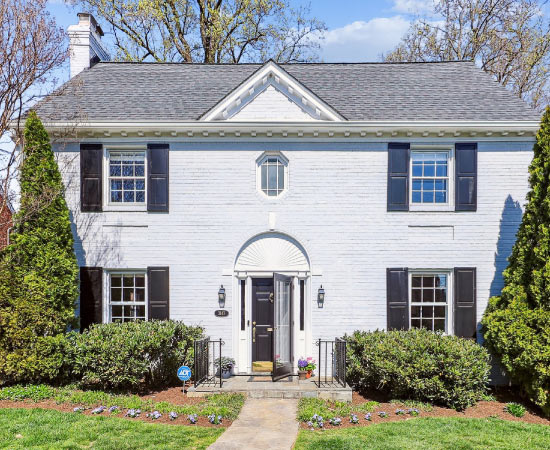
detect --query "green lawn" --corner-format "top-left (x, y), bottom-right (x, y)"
top-left (0, 408), bottom-right (223, 449)
top-left (294, 417), bottom-right (550, 450)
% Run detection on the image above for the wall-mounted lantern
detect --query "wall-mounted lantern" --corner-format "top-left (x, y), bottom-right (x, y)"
top-left (317, 285), bottom-right (325, 308)
top-left (218, 285), bottom-right (226, 309)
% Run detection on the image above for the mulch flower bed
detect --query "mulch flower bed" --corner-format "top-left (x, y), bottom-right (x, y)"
top-left (301, 390), bottom-right (550, 431)
top-left (0, 387), bottom-right (230, 428)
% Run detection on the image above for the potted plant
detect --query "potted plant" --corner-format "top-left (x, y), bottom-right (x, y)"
top-left (214, 357), bottom-right (235, 379)
top-left (298, 357), bottom-right (316, 380)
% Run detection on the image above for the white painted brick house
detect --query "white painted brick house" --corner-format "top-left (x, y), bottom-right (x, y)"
top-left (36, 14), bottom-right (539, 379)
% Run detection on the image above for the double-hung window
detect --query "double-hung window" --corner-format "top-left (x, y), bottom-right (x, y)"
top-left (107, 151), bottom-right (146, 205)
top-left (410, 272), bottom-right (451, 333)
top-left (411, 151), bottom-right (450, 206)
top-left (108, 272), bottom-right (147, 322)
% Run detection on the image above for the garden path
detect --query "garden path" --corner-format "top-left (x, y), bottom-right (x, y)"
top-left (207, 398), bottom-right (299, 450)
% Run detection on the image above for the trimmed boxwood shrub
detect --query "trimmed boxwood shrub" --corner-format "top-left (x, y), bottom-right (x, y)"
top-left (346, 329), bottom-right (490, 410)
top-left (69, 321), bottom-right (203, 391)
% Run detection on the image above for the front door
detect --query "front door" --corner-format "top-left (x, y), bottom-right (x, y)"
top-left (252, 278), bottom-right (274, 372)
top-left (272, 273), bottom-right (293, 381)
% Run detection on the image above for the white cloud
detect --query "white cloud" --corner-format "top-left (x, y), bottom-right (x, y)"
top-left (319, 16), bottom-right (410, 62)
top-left (392, 0), bottom-right (434, 14)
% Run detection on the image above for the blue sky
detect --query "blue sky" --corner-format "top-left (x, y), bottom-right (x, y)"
top-left (46, 0), bottom-right (434, 82)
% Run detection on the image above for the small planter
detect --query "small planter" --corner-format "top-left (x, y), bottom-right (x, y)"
top-left (214, 357), bottom-right (236, 379)
top-left (298, 370), bottom-right (308, 381)
top-left (221, 368), bottom-right (232, 379)
top-left (306, 370), bottom-right (313, 379)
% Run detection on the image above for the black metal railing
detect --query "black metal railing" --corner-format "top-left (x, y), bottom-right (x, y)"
top-left (315, 338), bottom-right (347, 388)
top-left (194, 337), bottom-right (224, 388)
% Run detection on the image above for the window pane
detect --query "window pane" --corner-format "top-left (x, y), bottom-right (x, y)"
top-left (122, 165), bottom-right (134, 176)
top-left (424, 164), bottom-right (435, 177)
top-left (435, 289), bottom-right (446, 302)
top-left (135, 288), bottom-right (145, 302)
top-left (123, 275), bottom-right (134, 287)
top-left (423, 289), bottom-right (434, 302)
top-left (123, 288), bottom-right (134, 302)
top-left (268, 165), bottom-right (277, 190)
top-left (411, 319), bottom-right (420, 329)
top-left (436, 165), bottom-right (447, 176)
top-left (136, 180), bottom-right (145, 190)
top-left (111, 305), bottom-right (122, 317)
top-left (135, 191), bottom-right (145, 202)
top-left (423, 277), bottom-right (434, 287)
top-left (124, 191), bottom-right (135, 202)
top-left (135, 305), bottom-right (146, 318)
top-left (278, 164), bottom-right (284, 190)
top-left (435, 191), bottom-right (446, 203)
top-left (261, 165), bottom-right (267, 190)
top-left (423, 179), bottom-right (434, 191)
top-left (434, 319), bottom-right (445, 332)
top-left (412, 164), bottom-right (422, 177)
top-left (135, 276), bottom-right (145, 287)
top-left (111, 275), bottom-right (122, 287)
top-left (421, 319), bottom-right (433, 330)
top-left (111, 191), bottom-right (122, 202)
top-left (434, 306), bottom-right (446, 317)
top-left (123, 305), bottom-right (134, 318)
top-left (411, 306), bottom-right (421, 317)
top-left (422, 306), bottom-right (434, 317)
top-left (111, 288), bottom-right (121, 302)
top-left (123, 180), bottom-right (135, 190)
top-left (135, 165), bottom-right (145, 176)
top-left (411, 289), bottom-right (421, 302)
top-left (412, 191), bottom-right (421, 203)
top-left (110, 165), bottom-right (121, 176)
top-left (412, 276), bottom-right (422, 288)
top-left (422, 191), bottom-right (434, 203)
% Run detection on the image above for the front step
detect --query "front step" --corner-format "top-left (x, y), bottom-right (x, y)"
top-left (187, 377), bottom-right (353, 402)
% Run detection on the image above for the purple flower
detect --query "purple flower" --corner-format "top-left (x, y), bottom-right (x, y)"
top-left (365, 413), bottom-right (372, 421)
top-left (208, 413), bottom-right (222, 424)
top-left (395, 409), bottom-right (406, 415)
top-left (306, 421), bottom-right (314, 428)
top-left (169, 412), bottom-right (178, 421)
top-left (188, 414), bottom-right (198, 424)
top-left (378, 411), bottom-right (389, 418)
top-left (125, 409), bottom-right (141, 418)
top-left (329, 417), bottom-right (342, 426)
top-left (350, 414), bottom-right (359, 424)
top-left (146, 411), bottom-right (162, 420)
top-left (407, 408), bottom-right (420, 416)
top-left (91, 406), bottom-right (106, 414)
top-left (108, 406), bottom-right (119, 413)
top-left (73, 406), bottom-right (84, 413)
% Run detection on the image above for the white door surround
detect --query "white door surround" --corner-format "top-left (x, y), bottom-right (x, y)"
top-left (232, 232), bottom-right (312, 374)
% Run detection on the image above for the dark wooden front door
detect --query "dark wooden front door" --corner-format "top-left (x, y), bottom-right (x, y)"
top-left (252, 278), bottom-right (274, 371)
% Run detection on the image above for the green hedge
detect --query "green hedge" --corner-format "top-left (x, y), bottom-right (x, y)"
top-left (345, 329), bottom-right (490, 410)
top-left (70, 321), bottom-right (203, 391)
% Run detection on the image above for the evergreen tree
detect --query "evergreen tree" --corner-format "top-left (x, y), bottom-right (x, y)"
top-left (482, 107), bottom-right (550, 416)
top-left (0, 111), bottom-right (78, 384)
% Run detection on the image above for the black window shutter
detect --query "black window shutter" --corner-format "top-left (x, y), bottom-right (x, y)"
top-left (455, 143), bottom-right (477, 211)
top-left (80, 144), bottom-right (103, 212)
top-left (454, 267), bottom-right (477, 338)
top-left (80, 267), bottom-right (103, 330)
top-left (148, 266), bottom-right (170, 320)
top-left (387, 268), bottom-right (409, 330)
top-left (147, 143), bottom-right (169, 212)
top-left (387, 143), bottom-right (410, 211)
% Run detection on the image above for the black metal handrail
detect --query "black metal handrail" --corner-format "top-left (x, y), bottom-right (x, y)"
top-left (194, 337), bottom-right (224, 388)
top-left (315, 338), bottom-right (347, 388)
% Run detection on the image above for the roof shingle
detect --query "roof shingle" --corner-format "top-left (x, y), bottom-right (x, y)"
top-left (35, 61), bottom-right (539, 122)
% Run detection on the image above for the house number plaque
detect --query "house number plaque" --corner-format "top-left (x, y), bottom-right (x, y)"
top-left (215, 310), bottom-right (229, 317)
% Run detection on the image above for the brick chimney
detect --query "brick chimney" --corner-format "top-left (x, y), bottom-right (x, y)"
top-left (68, 13), bottom-right (110, 78)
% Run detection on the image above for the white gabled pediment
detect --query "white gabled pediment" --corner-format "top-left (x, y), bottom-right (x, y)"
top-left (200, 61), bottom-right (345, 122)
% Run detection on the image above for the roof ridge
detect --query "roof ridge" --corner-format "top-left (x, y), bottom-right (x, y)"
top-left (92, 60), bottom-right (475, 66)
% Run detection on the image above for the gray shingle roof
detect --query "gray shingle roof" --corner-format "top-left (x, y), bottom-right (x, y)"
top-left (35, 61), bottom-right (539, 122)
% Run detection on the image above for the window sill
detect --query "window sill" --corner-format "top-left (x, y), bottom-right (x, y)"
top-left (409, 204), bottom-right (455, 212)
top-left (103, 204), bottom-right (148, 212)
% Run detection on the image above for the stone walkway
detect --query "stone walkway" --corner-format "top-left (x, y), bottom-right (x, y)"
top-left (208, 398), bottom-right (299, 450)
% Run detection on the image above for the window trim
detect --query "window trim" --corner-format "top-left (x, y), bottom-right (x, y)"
top-left (103, 147), bottom-right (148, 211)
top-left (409, 149), bottom-right (454, 212)
top-left (256, 151), bottom-right (289, 199)
top-left (408, 269), bottom-right (453, 335)
top-left (105, 269), bottom-right (148, 323)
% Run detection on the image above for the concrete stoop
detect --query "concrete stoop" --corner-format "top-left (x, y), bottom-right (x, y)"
top-left (187, 376), bottom-right (353, 402)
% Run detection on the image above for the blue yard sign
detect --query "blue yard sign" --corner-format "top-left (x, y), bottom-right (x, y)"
top-left (177, 365), bottom-right (192, 382)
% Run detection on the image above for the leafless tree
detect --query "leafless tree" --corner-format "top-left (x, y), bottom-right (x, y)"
top-left (384, 0), bottom-right (550, 109)
top-left (0, 0), bottom-right (68, 230)
top-left (70, 0), bottom-right (326, 63)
